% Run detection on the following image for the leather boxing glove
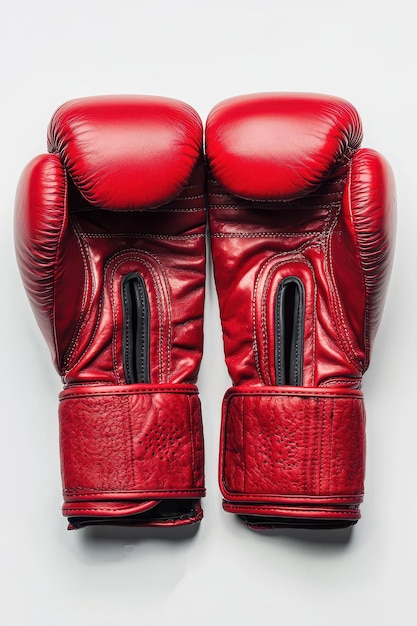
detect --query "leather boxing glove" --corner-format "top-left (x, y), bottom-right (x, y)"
top-left (206, 93), bottom-right (395, 529)
top-left (15, 96), bottom-right (206, 529)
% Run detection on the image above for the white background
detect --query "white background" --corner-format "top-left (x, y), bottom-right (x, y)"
top-left (2, 1), bottom-right (416, 624)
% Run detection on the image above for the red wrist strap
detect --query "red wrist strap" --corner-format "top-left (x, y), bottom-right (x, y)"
top-left (220, 386), bottom-right (365, 508)
top-left (59, 384), bottom-right (205, 503)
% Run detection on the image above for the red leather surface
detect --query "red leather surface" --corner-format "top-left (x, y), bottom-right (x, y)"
top-left (207, 93), bottom-right (395, 527)
top-left (60, 385), bottom-right (204, 504)
top-left (206, 92), bottom-right (363, 201)
top-left (220, 387), bottom-right (365, 520)
top-left (47, 95), bottom-right (203, 210)
top-left (15, 96), bottom-right (206, 527)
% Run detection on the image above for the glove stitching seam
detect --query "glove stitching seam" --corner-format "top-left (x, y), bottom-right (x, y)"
top-left (325, 204), bottom-right (363, 370)
top-left (224, 504), bottom-right (361, 513)
top-left (186, 394), bottom-right (197, 486)
top-left (241, 395), bottom-right (246, 494)
top-left (126, 394), bottom-right (136, 490)
top-left (108, 250), bottom-right (171, 384)
top-left (50, 164), bottom-right (69, 371)
top-left (253, 251), bottom-right (309, 383)
top-left (82, 233), bottom-right (205, 240)
top-left (62, 214), bottom-right (96, 373)
top-left (211, 232), bottom-right (321, 239)
top-left (209, 203), bottom-right (341, 211)
top-left (60, 386), bottom-right (198, 398)
top-left (64, 489), bottom-right (204, 495)
top-left (346, 156), bottom-right (371, 368)
top-left (226, 390), bottom-right (362, 399)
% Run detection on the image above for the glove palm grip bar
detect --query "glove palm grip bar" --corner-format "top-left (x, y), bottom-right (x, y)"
top-left (275, 276), bottom-right (304, 386)
top-left (122, 272), bottom-right (150, 384)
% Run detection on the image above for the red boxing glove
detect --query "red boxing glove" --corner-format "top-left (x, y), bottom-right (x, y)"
top-left (206, 93), bottom-right (396, 529)
top-left (15, 96), bottom-right (206, 528)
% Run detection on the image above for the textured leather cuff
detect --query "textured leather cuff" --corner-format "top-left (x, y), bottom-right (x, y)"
top-left (219, 386), bottom-right (365, 521)
top-left (59, 384), bottom-right (205, 508)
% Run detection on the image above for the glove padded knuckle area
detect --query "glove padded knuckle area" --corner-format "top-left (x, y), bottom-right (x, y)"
top-left (206, 92), bottom-right (362, 201)
top-left (47, 95), bottom-right (203, 210)
top-left (59, 384), bottom-right (205, 502)
top-left (220, 386), bottom-right (365, 506)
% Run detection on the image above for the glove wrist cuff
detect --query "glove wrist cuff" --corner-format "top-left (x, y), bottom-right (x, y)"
top-left (219, 386), bottom-right (365, 524)
top-left (59, 384), bottom-right (205, 520)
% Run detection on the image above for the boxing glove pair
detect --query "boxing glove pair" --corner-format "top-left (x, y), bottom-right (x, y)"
top-left (14, 93), bottom-right (395, 530)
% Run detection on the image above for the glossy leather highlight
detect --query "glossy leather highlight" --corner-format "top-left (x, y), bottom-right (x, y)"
top-left (207, 93), bottom-right (396, 528)
top-left (15, 96), bottom-right (206, 528)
